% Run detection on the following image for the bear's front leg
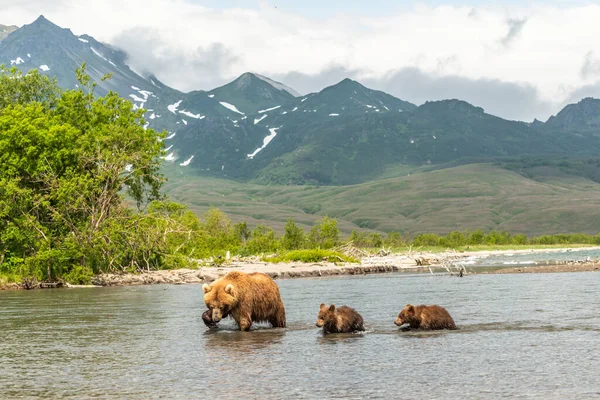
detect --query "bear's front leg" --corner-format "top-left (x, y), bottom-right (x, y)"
top-left (239, 313), bottom-right (253, 331)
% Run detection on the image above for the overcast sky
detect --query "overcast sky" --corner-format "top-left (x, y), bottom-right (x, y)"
top-left (2, 0), bottom-right (600, 121)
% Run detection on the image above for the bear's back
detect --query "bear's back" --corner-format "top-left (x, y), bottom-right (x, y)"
top-left (419, 305), bottom-right (456, 330)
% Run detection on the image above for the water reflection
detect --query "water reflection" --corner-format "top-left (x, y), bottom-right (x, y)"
top-left (203, 327), bottom-right (286, 354)
top-left (315, 331), bottom-right (366, 345)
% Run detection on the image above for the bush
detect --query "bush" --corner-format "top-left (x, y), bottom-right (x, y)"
top-left (281, 218), bottom-right (305, 250)
top-left (309, 216), bottom-right (340, 249)
top-left (412, 233), bottom-right (441, 247)
top-left (244, 225), bottom-right (279, 254)
top-left (63, 266), bottom-right (94, 285)
top-left (384, 232), bottom-right (407, 247)
top-left (511, 234), bottom-right (528, 245)
top-left (263, 249), bottom-right (358, 263)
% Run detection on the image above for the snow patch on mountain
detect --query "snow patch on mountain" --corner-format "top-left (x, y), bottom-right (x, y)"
top-left (163, 152), bottom-right (176, 161)
top-left (329, 113), bottom-right (339, 117)
top-left (90, 47), bottom-right (108, 62)
top-left (179, 110), bottom-right (204, 119)
top-left (258, 105), bottom-right (281, 114)
top-left (247, 127), bottom-right (281, 159)
top-left (180, 155), bottom-right (194, 166)
top-left (78, 38), bottom-right (89, 43)
top-left (11, 57), bottom-right (24, 65)
top-left (254, 114), bottom-right (268, 124)
top-left (219, 101), bottom-right (245, 115)
top-left (39, 65), bottom-right (50, 71)
top-left (168, 100), bottom-right (182, 114)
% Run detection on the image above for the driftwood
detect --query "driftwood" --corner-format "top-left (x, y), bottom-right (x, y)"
top-left (39, 282), bottom-right (64, 289)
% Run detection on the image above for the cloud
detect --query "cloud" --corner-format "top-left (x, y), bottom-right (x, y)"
top-left (500, 18), bottom-right (527, 47)
top-left (2, 1), bottom-right (600, 120)
top-left (566, 81), bottom-right (600, 104)
top-left (272, 65), bottom-right (363, 95)
top-left (581, 51), bottom-right (600, 80)
top-left (112, 27), bottom-right (241, 91)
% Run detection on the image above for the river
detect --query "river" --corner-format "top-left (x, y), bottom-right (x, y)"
top-left (1, 271), bottom-right (599, 399)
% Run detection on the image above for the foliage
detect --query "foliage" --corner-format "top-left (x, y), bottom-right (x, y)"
top-left (0, 64), bottom-right (165, 283)
top-left (243, 225), bottom-right (279, 254)
top-left (263, 249), bottom-right (358, 264)
top-left (309, 216), bottom-right (340, 249)
top-left (281, 218), bottom-right (306, 250)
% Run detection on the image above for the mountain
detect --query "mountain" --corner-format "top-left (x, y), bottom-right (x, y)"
top-left (295, 78), bottom-right (417, 116)
top-left (207, 72), bottom-right (298, 114)
top-left (4, 16), bottom-right (600, 187)
top-left (0, 24), bottom-right (17, 41)
top-left (544, 97), bottom-right (600, 133)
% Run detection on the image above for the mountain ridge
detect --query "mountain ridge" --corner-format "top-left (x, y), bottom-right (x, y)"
top-left (3, 16), bottom-right (600, 186)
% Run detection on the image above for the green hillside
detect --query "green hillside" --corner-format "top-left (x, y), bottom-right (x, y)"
top-left (162, 163), bottom-right (600, 236)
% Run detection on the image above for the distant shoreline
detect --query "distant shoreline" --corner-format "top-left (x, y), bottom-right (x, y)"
top-left (2, 246), bottom-right (600, 290)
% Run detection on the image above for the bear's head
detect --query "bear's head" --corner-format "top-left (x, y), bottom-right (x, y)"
top-left (202, 281), bottom-right (239, 322)
top-left (316, 303), bottom-right (336, 327)
top-left (395, 304), bottom-right (416, 326)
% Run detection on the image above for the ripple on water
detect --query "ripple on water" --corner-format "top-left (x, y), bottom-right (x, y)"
top-left (1, 272), bottom-right (599, 398)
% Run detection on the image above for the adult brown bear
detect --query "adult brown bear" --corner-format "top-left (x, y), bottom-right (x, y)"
top-left (395, 304), bottom-right (457, 330)
top-left (202, 271), bottom-right (286, 331)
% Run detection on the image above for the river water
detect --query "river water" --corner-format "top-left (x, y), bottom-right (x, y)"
top-left (462, 247), bottom-right (600, 268)
top-left (1, 271), bottom-right (599, 399)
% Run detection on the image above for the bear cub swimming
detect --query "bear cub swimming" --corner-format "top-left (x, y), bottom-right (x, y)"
top-left (316, 304), bottom-right (365, 334)
top-left (395, 304), bottom-right (457, 330)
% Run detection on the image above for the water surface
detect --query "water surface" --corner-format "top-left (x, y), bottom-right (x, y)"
top-left (1, 272), bottom-right (599, 399)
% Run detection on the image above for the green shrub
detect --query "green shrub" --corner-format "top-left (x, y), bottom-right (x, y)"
top-left (281, 218), bottom-right (305, 250)
top-left (263, 249), bottom-right (358, 263)
top-left (309, 216), bottom-right (340, 249)
top-left (63, 266), bottom-right (94, 285)
top-left (244, 225), bottom-right (279, 254)
top-left (412, 233), bottom-right (441, 247)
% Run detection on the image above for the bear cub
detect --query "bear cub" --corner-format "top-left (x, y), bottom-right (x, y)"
top-left (395, 304), bottom-right (457, 330)
top-left (316, 304), bottom-right (365, 334)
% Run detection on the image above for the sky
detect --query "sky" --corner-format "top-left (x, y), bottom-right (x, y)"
top-left (1, 0), bottom-right (600, 121)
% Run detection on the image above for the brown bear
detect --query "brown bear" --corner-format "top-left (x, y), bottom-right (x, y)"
top-left (316, 304), bottom-right (365, 334)
top-left (395, 304), bottom-right (457, 330)
top-left (202, 271), bottom-right (286, 331)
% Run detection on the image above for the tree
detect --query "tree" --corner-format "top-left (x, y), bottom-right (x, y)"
top-left (0, 64), bottom-right (165, 282)
top-left (281, 218), bottom-right (305, 250)
top-left (309, 216), bottom-right (340, 249)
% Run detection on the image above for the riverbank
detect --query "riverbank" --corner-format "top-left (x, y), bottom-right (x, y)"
top-left (3, 246), bottom-right (600, 290)
top-left (484, 261), bottom-right (600, 274)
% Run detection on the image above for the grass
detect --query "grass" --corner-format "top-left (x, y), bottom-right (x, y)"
top-left (162, 163), bottom-right (600, 237)
top-left (262, 249), bottom-right (359, 264)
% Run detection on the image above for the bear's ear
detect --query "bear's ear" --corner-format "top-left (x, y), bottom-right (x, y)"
top-left (328, 304), bottom-right (336, 312)
top-left (406, 304), bottom-right (414, 312)
top-left (225, 283), bottom-right (236, 296)
top-left (202, 284), bottom-right (212, 294)
top-left (320, 303), bottom-right (327, 310)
